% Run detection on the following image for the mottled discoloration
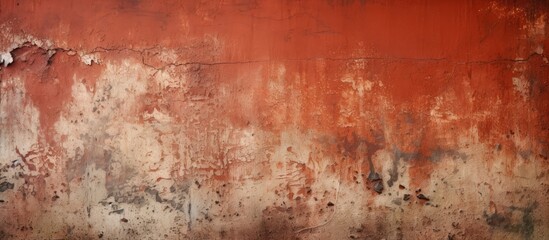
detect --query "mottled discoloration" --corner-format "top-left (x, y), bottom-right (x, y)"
top-left (0, 0), bottom-right (548, 239)
top-left (484, 202), bottom-right (538, 240)
top-left (0, 182), bottom-right (14, 192)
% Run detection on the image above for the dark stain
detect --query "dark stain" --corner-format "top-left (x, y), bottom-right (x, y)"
top-left (164, 182), bottom-right (191, 212)
top-left (519, 150), bottom-right (532, 160)
top-left (387, 145), bottom-right (468, 187)
top-left (416, 194), bottom-right (430, 201)
top-left (429, 147), bottom-right (468, 163)
top-left (327, 0), bottom-right (366, 6)
top-left (145, 187), bottom-right (163, 203)
top-left (348, 224), bottom-right (365, 239)
top-left (109, 209), bottom-right (124, 215)
top-left (188, 202), bottom-right (192, 231)
top-left (229, 197), bottom-right (317, 238)
top-left (111, 192), bottom-right (146, 205)
top-left (367, 171), bottom-right (381, 181)
top-left (373, 182), bottom-right (384, 194)
top-left (51, 194), bottom-right (60, 201)
top-left (403, 194), bottom-right (411, 201)
top-left (387, 147), bottom-right (419, 187)
top-left (484, 202), bottom-right (538, 240)
top-left (0, 182), bottom-right (14, 192)
top-left (347, 219), bottom-right (394, 239)
top-left (392, 198), bottom-right (402, 206)
top-left (340, 132), bottom-right (384, 160)
top-left (256, 212), bottom-right (297, 239)
top-left (339, 131), bottom-right (385, 193)
top-left (106, 181), bottom-right (192, 219)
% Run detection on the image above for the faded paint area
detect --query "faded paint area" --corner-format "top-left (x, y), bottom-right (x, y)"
top-left (0, 0), bottom-right (548, 239)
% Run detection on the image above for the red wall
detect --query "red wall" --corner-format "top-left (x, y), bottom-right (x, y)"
top-left (0, 1), bottom-right (548, 239)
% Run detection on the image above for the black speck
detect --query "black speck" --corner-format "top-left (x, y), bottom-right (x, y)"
top-left (374, 182), bottom-right (384, 194)
top-left (367, 171), bottom-right (381, 181)
top-left (109, 209), bottom-right (124, 215)
top-left (0, 182), bottom-right (14, 192)
top-left (417, 194), bottom-right (430, 201)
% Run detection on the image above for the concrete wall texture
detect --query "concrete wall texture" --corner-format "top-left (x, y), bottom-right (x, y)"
top-left (0, 0), bottom-right (548, 239)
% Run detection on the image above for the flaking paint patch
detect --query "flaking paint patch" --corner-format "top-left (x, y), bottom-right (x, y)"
top-left (0, 51), bottom-right (12, 66)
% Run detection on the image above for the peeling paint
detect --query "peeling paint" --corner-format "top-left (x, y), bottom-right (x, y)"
top-left (0, 0), bottom-right (548, 239)
top-left (0, 51), bottom-right (12, 67)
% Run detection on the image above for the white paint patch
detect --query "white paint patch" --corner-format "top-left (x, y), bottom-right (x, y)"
top-left (338, 73), bottom-right (379, 127)
top-left (80, 52), bottom-right (101, 65)
top-left (143, 108), bottom-right (173, 123)
top-left (154, 67), bottom-right (189, 91)
top-left (56, 59), bottom-right (152, 161)
top-left (512, 77), bottom-right (530, 99)
top-left (0, 77), bottom-right (41, 164)
top-left (430, 96), bottom-right (459, 122)
top-left (158, 49), bottom-right (178, 63)
top-left (0, 51), bottom-right (13, 66)
top-left (341, 75), bottom-right (373, 97)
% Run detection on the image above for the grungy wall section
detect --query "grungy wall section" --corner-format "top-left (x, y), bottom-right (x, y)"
top-left (0, 0), bottom-right (548, 239)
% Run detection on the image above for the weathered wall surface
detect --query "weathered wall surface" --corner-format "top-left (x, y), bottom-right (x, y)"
top-left (0, 0), bottom-right (548, 239)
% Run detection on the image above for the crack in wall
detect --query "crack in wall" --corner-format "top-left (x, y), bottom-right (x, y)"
top-left (1, 41), bottom-right (545, 72)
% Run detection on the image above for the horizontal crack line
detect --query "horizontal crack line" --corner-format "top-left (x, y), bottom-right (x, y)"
top-left (2, 42), bottom-right (545, 71)
top-left (145, 52), bottom-right (545, 71)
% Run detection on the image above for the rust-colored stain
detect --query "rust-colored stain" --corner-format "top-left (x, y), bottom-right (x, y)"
top-left (0, 0), bottom-right (548, 239)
